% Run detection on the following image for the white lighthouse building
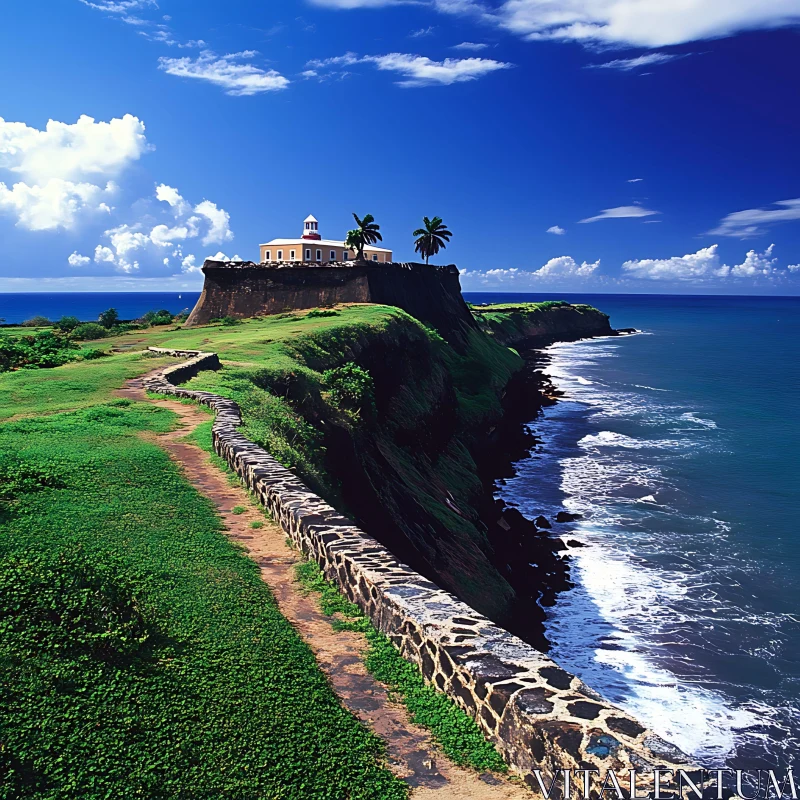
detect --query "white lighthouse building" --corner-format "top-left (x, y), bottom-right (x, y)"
top-left (260, 214), bottom-right (392, 265)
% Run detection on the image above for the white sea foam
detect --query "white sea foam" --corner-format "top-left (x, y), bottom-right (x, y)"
top-left (500, 335), bottom-right (783, 765)
top-left (679, 412), bottom-right (718, 429)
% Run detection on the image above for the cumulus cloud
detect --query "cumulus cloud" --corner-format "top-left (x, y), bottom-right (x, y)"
top-left (492, 0), bottom-right (800, 48)
top-left (452, 41), bottom-right (489, 50)
top-left (622, 243), bottom-right (784, 281)
top-left (68, 252), bottom-right (91, 267)
top-left (535, 255), bottom-right (600, 277)
top-left (181, 254), bottom-right (201, 273)
top-left (309, 52), bottom-right (512, 86)
top-left (0, 114), bottom-right (149, 231)
top-left (788, 264), bottom-right (800, 272)
top-left (194, 200), bottom-right (233, 245)
top-left (730, 243), bottom-right (778, 277)
top-left (547, 225), bottom-right (566, 235)
top-left (588, 53), bottom-right (683, 71)
top-left (708, 198), bottom-right (800, 238)
top-left (579, 205), bottom-right (660, 223)
top-left (158, 51), bottom-right (290, 96)
top-left (79, 185), bottom-right (234, 274)
top-left (155, 183), bottom-right (190, 216)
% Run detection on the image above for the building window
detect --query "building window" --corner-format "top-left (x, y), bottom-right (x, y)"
top-left (277, 250), bottom-right (283, 260)
top-left (264, 250), bottom-right (271, 261)
top-left (290, 250), bottom-right (296, 261)
top-left (330, 250), bottom-right (336, 261)
top-left (316, 249), bottom-right (322, 261)
top-left (372, 254), bottom-right (378, 262)
top-left (342, 251), bottom-right (348, 261)
top-left (305, 249), bottom-right (311, 260)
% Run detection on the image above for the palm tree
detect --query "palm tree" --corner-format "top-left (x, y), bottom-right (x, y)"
top-left (351, 213), bottom-right (382, 261)
top-left (345, 228), bottom-right (363, 259)
top-left (413, 216), bottom-right (452, 264)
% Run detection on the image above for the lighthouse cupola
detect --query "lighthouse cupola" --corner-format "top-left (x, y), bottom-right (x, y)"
top-left (301, 214), bottom-right (321, 240)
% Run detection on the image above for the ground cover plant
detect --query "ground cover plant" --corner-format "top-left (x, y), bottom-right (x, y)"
top-left (294, 560), bottom-right (507, 774)
top-left (0, 345), bottom-right (407, 799)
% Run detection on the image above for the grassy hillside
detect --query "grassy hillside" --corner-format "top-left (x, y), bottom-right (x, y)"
top-left (0, 338), bottom-right (405, 798)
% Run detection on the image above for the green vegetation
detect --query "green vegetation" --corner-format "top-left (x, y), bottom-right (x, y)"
top-left (142, 309), bottom-right (174, 326)
top-left (413, 215), bottom-right (452, 264)
top-left (53, 316), bottom-right (81, 333)
top-left (71, 322), bottom-right (108, 341)
top-left (322, 363), bottom-right (375, 414)
top-left (231, 505), bottom-right (246, 514)
top-left (0, 330), bottom-right (78, 372)
top-left (294, 560), bottom-right (507, 773)
top-left (21, 316), bottom-right (51, 328)
top-left (98, 308), bottom-right (119, 329)
top-left (0, 349), bottom-right (406, 798)
top-left (250, 520), bottom-right (264, 529)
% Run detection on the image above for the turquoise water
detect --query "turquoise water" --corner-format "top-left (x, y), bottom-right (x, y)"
top-left (466, 293), bottom-right (800, 769)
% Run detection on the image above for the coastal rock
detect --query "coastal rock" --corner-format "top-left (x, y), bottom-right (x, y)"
top-left (555, 511), bottom-right (581, 523)
top-left (534, 515), bottom-right (552, 529)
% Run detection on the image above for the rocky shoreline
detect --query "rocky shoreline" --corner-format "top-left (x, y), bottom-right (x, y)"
top-left (470, 328), bottom-right (635, 652)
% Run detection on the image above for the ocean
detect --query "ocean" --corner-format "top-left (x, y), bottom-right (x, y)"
top-left (5, 289), bottom-right (799, 768)
top-left (0, 293), bottom-right (201, 325)
top-left (465, 292), bottom-right (800, 770)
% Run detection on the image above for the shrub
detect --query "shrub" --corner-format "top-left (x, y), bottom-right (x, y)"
top-left (306, 309), bottom-right (340, 318)
top-left (21, 315), bottom-right (52, 328)
top-left (81, 348), bottom-right (108, 360)
top-left (53, 315), bottom-right (81, 332)
top-left (98, 308), bottom-right (119, 328)
top-left (0, 330), bottom-right (78, 371)
top-left (210, 316), bottom-right (241, 326)
top-left (322, 363), bottom-right (375, 413)
top-left (142, 309), bottom-right (174, 326)
top-left (72, 322), bottom-right (109, 341)
top-left (231, 505), bottom-right (246, 515)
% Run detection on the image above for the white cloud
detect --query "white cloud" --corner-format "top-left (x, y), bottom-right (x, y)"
top-left (369, 53), bottom-right (512, 86)
top-left (534, 255), bottom-right (600, 277)
top-left (158, 51), bottom-right (290, 96)
top-left (306, 0), bottom-right (412, 6)
top-left (0, 179), bottom-right (116, 231)
top-left (579, 205), bottom-right (660, 223)
top-left (709, 198), bottom-right (800, 238)
top-left (588, 53), bottom-right (682, 71)
top-left (0, 114), bottom-right (149, 185)
top-left (622, 243), bottom-right (783, 281)
top-left (209, 251), bottom-right (229, 261)
top-left (628, 177), bottom-right (643, 182)
top-left (194, 200), bottom-right (233, 245)
top-left (0, 114), bottom-right (149, 231)
top-left (83, 185), bottom-right (233, 273)
top-left (68, 251), bottom-right (90, 267)
top-left (79, 0), bottom-right (156, 13)
top-left (547, 225), bottom-right (566, 235)
top-left (94, 245), bottom-right (116, 263)
top-left (149, 222), bottom-right (194, 246)
top-left (410, 26), bottom-right (435, 37)
top-left (730, 243), bottom-right (777, 277)
top-left (788, 264), bottom-right (800, 272)
top-left (181, 254), bottom-right (202, 273)
top-left (155, 183), bottom-right (190, 216)
top-left (451, 41), bottom-right (489, 50)
top-left (307, 51), bottom-right (512, 85)
top-left (301, 69), bottom-right (319, 78)
top-left (493, 0), bottom-right (800, 48)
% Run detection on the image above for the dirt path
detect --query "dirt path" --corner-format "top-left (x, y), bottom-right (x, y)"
top-left (119, 375), bottom-right (529, 799)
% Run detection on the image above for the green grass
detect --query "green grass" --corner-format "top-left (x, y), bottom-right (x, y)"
top-left (294, 560), bottom-right (507, 774)
top-left (0, 341), bottom-right (406, 798)
top-left (0, 351), bottom-right (173, 422)
top-left (231, 505), bottom-right (246, 514)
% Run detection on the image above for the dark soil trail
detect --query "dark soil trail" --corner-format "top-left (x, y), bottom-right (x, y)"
top-left (119, 373), bottom-right (529, 799)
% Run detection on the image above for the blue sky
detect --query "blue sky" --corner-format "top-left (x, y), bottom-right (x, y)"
top-left (1, 0), bottom-right (799, 294)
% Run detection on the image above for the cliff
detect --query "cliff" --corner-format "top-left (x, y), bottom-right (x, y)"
top-left (182, 299), bottom-right (614, 647)
top-left (186, 260), bottom-right (478, 349)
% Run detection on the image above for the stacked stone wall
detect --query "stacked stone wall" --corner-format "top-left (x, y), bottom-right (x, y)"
top-left (143, 348), bottom-right (696, 793)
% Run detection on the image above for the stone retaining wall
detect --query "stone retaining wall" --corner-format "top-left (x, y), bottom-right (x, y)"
top-left (143, 348), bottom-right (696, 793)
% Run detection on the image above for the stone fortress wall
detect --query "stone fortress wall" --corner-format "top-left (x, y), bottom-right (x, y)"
top-left (144, 347), bottom-right (697, 793)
